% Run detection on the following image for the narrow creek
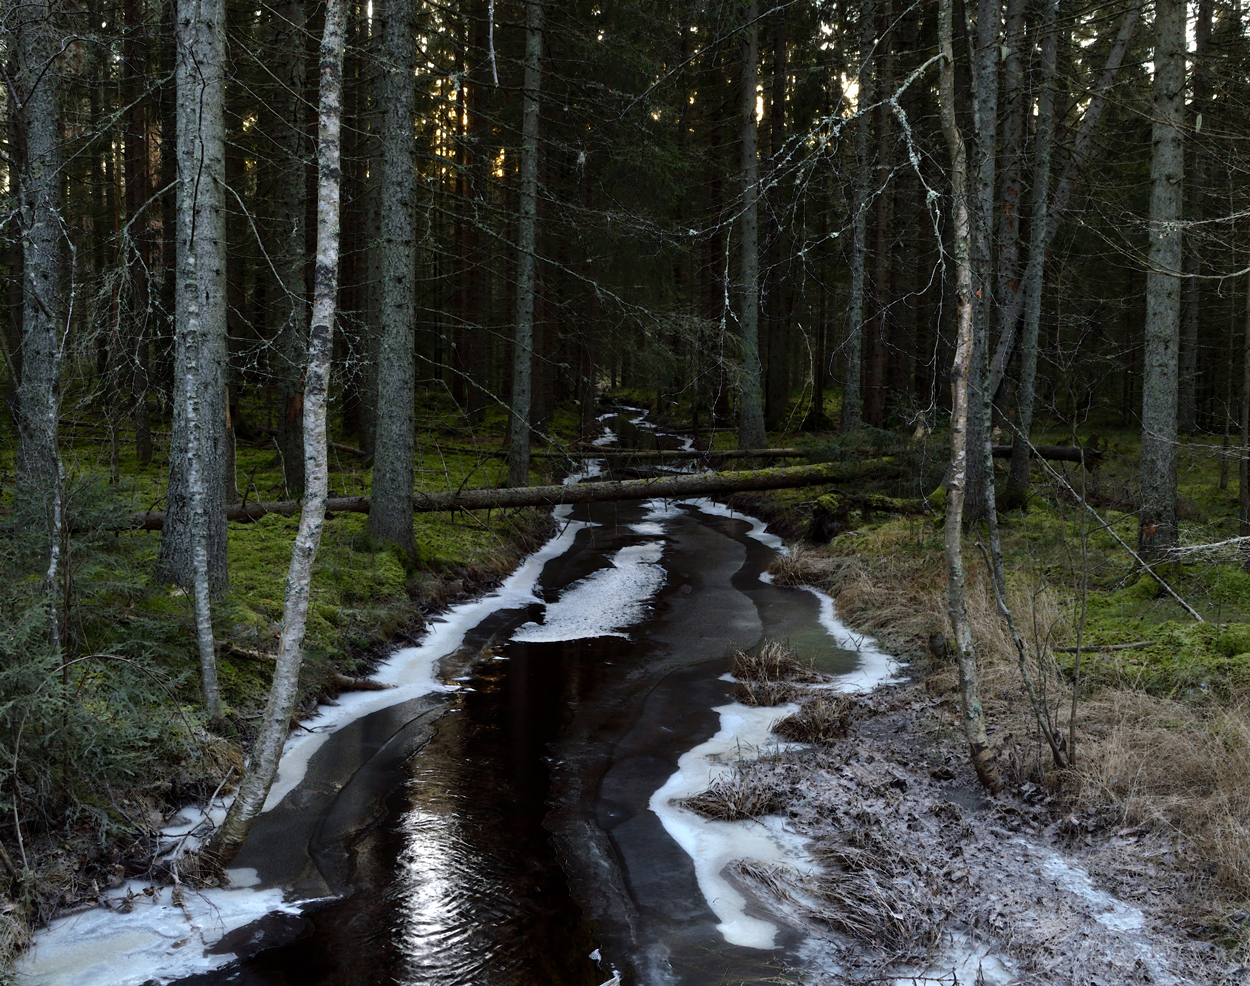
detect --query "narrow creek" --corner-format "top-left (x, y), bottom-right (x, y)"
top-left (22, 414), bottom-right (898, 986)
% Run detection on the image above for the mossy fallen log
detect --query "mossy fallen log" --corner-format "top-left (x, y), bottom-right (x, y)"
top-left (130, 461), bottom-right (854, 530)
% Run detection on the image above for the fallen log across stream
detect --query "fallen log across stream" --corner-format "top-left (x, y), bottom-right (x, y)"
top-left (128, 461), bottom-right (855, 531)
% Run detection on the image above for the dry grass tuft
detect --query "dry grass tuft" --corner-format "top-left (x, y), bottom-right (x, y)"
top-left (808, 830), bottom-right (940, 949)
top-left (680, 771), bottom-right (786, 820)
top-left (731, 679), bottom-right (798, 706)
top-left (774, 694), bottom-right (859, 744)
top-left (732, 639), bottom-right (824, 685)
top-left (768, 544), bottom-right (843, 587)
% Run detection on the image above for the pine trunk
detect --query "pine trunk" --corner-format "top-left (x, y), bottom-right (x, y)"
top-left (841, 0), bottom-right (873, 434)
top-left (369, 0), bottom-right (417, 555)
top-left (273, 0), bottom-right (310, 495)
top-left (736, 0), bottom-right (767, 450)
top-left (160, 0), bottom-right (230, 597)
top-left (963, 0), bottom-right (999, 525)
top-left (213, 0), bottom-right (345, 863)
top-left (12, 0), bottom-right (64, 545)
top-left (1139, 0), bottom-right (1185, 557)
top-left (507, 0), bottom-right (543, 487)
top-left (1008, 0), bottom-right (1060, 493)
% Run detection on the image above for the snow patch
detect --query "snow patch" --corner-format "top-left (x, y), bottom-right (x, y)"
top-left (1036, 850), bottom-right (1145, 932)
top-left (512, 542), bottom-right (666, 642)
top-left (649, 702), bottom-right (815, 949)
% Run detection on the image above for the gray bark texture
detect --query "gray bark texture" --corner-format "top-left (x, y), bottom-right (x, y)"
top-left (160, 0), bottom-right (230, 597)
top-left (507, 0), bottom-right (543, 487)
top-left (993, 0), bottom-right (1027, 378)
top-left (1178, 0), bottom-right (1211, 435)
top-left (1139, 0), bottom-right (1185, 557)
top-left (841, 0), bottom-right (873, 435)
top-left (963, 0), bottom-right (1000, 525)
top-left (11, 0), bottom-right (63, 541)
top-left (273, 0), bottom-right (310, 495)
top-left (1008, 0), bottom-right (1060, 492)
top-left (369, 0), bottom-right (417, 556)
top-left (1240, 269), bottom-right (1250, 570)
top-left (938, 0), bottom-right (1002, 794)
top-left (987, 0), bottom-right (1143, 395)
top-left (736, 0), bottom-right (767, 450)
top-left (214, 0), bottom-right (346, 863)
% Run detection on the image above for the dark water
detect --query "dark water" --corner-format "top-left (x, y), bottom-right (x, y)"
top-left (176, 421), bottom-right (865, 986)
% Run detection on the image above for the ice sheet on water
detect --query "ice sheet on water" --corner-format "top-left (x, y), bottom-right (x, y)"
top-left (261, 514), bottom-right (594, 810)
top-left (16, 880), bottom-right (305, 986)
top-left (649, 701), bottom-right (814, 949)
top-left (512, 542), bottom-right (666, 642)
top-left (803, 586), bottom-right (901, 693)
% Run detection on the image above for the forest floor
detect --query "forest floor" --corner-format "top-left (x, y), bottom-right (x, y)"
top-left (658, 401), bottom-right (1250, 983)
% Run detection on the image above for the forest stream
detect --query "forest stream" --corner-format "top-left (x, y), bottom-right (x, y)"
top-left (19, 413), bottom-right (899, 986)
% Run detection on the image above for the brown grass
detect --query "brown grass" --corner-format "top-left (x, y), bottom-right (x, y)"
top-left (795, 519), bottom-right (1250, 922)
top-left (732, 639), bottom-right (824, 685)
top-left (680, 772), bottom-right (786, 821)
top-left (731, 679), bottom-right (798, 707)
top-left (774, 694), bottom-right (859, 744)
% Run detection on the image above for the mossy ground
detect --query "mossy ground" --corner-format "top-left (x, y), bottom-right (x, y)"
top-left (0, 390), bottom-right (571, 947)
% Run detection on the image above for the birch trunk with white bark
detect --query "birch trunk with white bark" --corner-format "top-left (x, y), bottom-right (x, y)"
top-left (213, 0), bottom-right (345, 863)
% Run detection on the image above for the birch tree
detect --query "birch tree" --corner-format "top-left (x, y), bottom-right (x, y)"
top-left (214, 0), bottom-right (346, 862)
top-left (369, 0), bottom-right (418, 553)
top-left (1139, 0), bottom-right (1185, 557)
top-left (938, 0), bottom-right (1002, 794)
top-left (507, 0), bottom-right (543, 487)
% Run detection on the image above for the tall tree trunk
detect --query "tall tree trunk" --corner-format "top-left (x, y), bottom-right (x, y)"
top-left (994, 0), bottom-right (1027, 385)
top-left (963, 0), bottom-right (1000, 525)
top-left (763, 5), bottom-right (788, 423)
top-left (213, 0), bottom-right (345, 863)
top-left (1139, 0), bottom-right (1185, 558)
top-left (273, 0), bottom-right (310, 492)
top-left (507, 0), bottom-right (543, 486)
top-left (1240, 268), bottom-right (1250, 570)
top-left (123, 0), bottom-right (153, 467)
top-left (159, 0), bottom-right (230, 600)
top-left (866, 0), bottom-right (893, 429)
top-left (1178, 0), bottom-right (1212, 435)
top-left (1008, 0), bottom-right (1060, 494)
top-left (841, 0), bottom-right (873, 434)
top-left (11, 0), bottom-right (64, 545)
top-left (736, 0), bottom-right (767, 449)
top-left (987, 0), bottom-right (1143, 393)
top-left (938, 0), bottom-right (1001, 794)
top-left (273, 0), bottom-right (309, 494)
top-left (369, 0), bottom-right (417, 555)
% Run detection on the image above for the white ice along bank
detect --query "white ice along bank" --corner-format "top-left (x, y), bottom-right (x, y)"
top-left (647, 501), bottom-right (901, 951)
